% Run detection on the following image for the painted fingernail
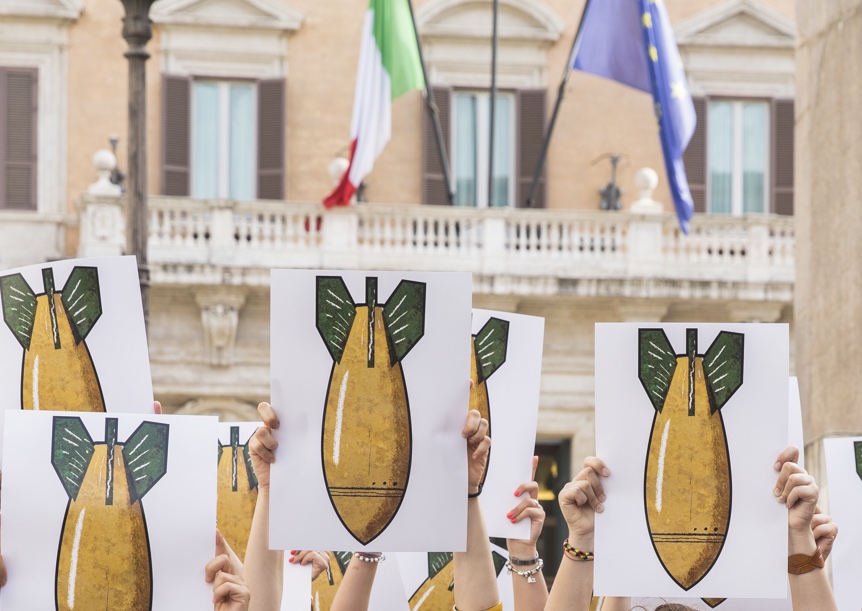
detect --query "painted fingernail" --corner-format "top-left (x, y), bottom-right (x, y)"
top-left (289, 557), bottom-right (294, 563)
top-left (514, 490), bottom-right (521, 497)
top-left (290, 550), bottom-right (297, 555)
top-left (596, 503), bottom-right (604, 512)
top-left (511, 518), bottom-right (516, 523)
top-left (601, 468), bottom-right (610, 477)
top-left (506, 512), bottom-right (513, 518)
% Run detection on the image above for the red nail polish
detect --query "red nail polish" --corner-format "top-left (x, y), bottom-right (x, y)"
top-left (506, 512), bottom-right (513, 518)
top-left (289, 558), bottom-right (294, 563)
top-left (511, 518), bottom-right (516, 523)
top-left (291, 550), bottom-right (297, 555)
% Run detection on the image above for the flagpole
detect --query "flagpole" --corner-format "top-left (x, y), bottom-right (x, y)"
top-left (488, 0), bottom-right (499, 208)
top-left (407, 0), bottom-right (454, 205)
top-left (525, 0), bottom-right (594, 208)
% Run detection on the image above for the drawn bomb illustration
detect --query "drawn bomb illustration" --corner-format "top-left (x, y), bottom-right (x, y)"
top-left (316, 276), bottom-right (426, 545)
top-left (408, 551), bottom-right (507, 610)
top-left (311, 552), bottom-right (353, 610)
top-left (638, 328), bottom-right (744, 590)
top-left (469, 317), bottom-right (509, 487)
top-left (1, 267), bottom-right (104, 411)
top-left (52, 416), bottom-right (168, 611)
top-left (217, 426), bottom-right (259, 562)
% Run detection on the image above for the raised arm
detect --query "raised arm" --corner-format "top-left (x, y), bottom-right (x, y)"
top-left (773, 446), bottom-right (838, 611)
top-left (545, 457), bottom-right (609, 611)
top-left (330, 552), bottom-right (384, 611)
top-left (244, 402), bottom-right (285, 611)
top-left (454, 409), bottom-right (500, 611)
top-left (506, 456), bottom-right (548, 611)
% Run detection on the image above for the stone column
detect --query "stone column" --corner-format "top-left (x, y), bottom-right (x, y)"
top-left (795, 0), bottom-right (862, 477)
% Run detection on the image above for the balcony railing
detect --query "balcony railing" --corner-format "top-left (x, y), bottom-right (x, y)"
top-left (145, 197), bottom-right (794, 287)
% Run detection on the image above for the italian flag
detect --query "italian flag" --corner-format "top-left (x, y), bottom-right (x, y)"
top-left (324, 0), bottom-right (425, 208)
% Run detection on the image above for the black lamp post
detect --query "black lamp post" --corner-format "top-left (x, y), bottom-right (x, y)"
top-left (120, 0), bottom-right (157, 329)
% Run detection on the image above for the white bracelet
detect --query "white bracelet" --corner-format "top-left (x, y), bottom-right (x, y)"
top-left (505, 557), bottom-right (544, 583)
top-left (355, 552), bottom-right (385, 563)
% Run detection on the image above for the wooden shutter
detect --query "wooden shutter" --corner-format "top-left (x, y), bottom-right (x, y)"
top-left (162, 74), bottom-right (191, 196)
top-left (257, 78), bottom-right (286, 200)
top-left (422, 86), bottom-right (451, 205)
top-left (683, 96), bottom-right (707, 214)
top-left (516, 89), bottom-right (547, 208)
top-left (772, 99), bottom-right (794, 216)
top-left (0, 68), bottom-right (38, 210)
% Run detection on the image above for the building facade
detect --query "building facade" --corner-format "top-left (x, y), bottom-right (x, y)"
top-left (1, 0), bottom-right (798, 566)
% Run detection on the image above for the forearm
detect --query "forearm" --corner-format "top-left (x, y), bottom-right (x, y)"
top-left (600, 597), bottom-right (632, 611)
top-left (506, 539), bottom-right (547, 611)
top-left (788, 531), bottom-right (837, 611)
top-left (243, 488), bottom-right (284, 611)
top-left (330, 555), bottom-right (378, 611)
top-left (545, 532), bottom-right (594, 611)
top-left (454, 498), bottom-right (500, 610)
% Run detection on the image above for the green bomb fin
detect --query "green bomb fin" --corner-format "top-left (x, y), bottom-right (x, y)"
top-left (51, 416), bottom-right (95, 500)
top-left (638, 329), bottom-right (678, 412)
top-left (316, 277), bottom-right (356, 364)
top-left (383, 280), bottom-right (426, 364)
top-left (702, 331), bottom-right (744, 413)
top-left (122, 421), bottom-right (169, 502)
top-left (0, 273), bottom-right (37, 350)
top-left (474, 317), bottom-right (509, 383)
top-left (61, 267), bottom-right (102, 344)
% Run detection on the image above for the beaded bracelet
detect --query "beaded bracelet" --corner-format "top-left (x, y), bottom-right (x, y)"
top-left (563, 538), bottom-right (594, 561)
top-left (355, 552), bottom-right (386, 563)
top-left (509, 550), bottom-right (540, 567)
top-left (505, 557), bottom-right (544, 583)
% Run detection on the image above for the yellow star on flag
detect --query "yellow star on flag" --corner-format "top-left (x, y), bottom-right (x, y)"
top-left (649, 46), bottom-right (658, 61)
top-left (642, 12), bottom-right (653, 28)
top-left (670, 81), bottom-right (687, 99)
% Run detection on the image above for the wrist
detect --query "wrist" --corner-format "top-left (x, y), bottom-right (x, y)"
top-left (506, 540), bottom-right (538, 559)
top-left (788, 530), bottom-right (817, 556)
top-left (567, 531), bottom-right (594, 550)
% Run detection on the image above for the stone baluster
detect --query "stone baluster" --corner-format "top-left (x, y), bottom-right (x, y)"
top-left (76, 149), bottom-right (126, 258)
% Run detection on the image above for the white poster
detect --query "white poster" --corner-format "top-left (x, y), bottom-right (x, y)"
top-left (283, 560), bottom-right (313, 611)
top-left (0, 256), bottom-right (154, 453)
top-left (824, 436), bottom-right (862, 611)
top-left (270, 270), bottom-right (472, 551)
top-left (217, 422), bottom-right (260, 563)
top-left (788, 377), bottom-right (803, 469)
top-left (472, 309), bottom-right (544, 540)
top-left (0, 410), bottom-right (218, 610)
top-left (594, 323), bottom-right (789, 598)
top-left (396, 542), bottom-right (514, 610)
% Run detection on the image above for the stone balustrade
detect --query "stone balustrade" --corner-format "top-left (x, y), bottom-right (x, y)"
top-left (144, 196), bottom-right (794, 299)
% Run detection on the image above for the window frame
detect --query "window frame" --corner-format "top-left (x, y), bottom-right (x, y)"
top-left (705, 96), bottom-right (771, 216)
top-left (450, 89), bottom-right (517, 209)
top-left (190, 77), bottom-right (258, 201)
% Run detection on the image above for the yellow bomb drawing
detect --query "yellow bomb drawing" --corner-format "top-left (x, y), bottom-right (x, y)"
top-left (469, 317), bottom-right (509, 487)
top-left (52, 416), bottom-right (169, 611)
top-left (316, 276), bottom-right (426, 545)
top-left (408, 551), bottom-right (507, 610)
top-left (217, 426), bottom-right (259, 562)
top-left (311, 552), bottom-right (353, 610)
top-left (638, 328), bottom-right (744, 591)
top-left (1, 266), bottom-right (105, 411)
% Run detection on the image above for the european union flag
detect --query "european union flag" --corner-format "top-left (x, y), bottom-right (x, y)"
top-left (572, 0), bottom-right (696, 233)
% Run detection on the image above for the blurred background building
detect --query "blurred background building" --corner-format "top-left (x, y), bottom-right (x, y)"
top-left (1, 0), bottom-right (810, 570)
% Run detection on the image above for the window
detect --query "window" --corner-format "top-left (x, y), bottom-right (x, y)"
top-left (683, 97), bottom-right (793, 216)
top-left (162, 76), bottom-right (285, 200)
top-left (191, 81), bottom-right (256, 201)
top-left (0, 67), bottom-right (38, 211)
top-left (707, 100), bottom-right (769, 215)
top-left (452, 92), bottom-right (516, 208)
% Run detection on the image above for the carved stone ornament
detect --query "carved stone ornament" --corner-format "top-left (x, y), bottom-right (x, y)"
top-left (195, 289), bottom-right (247, 366)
